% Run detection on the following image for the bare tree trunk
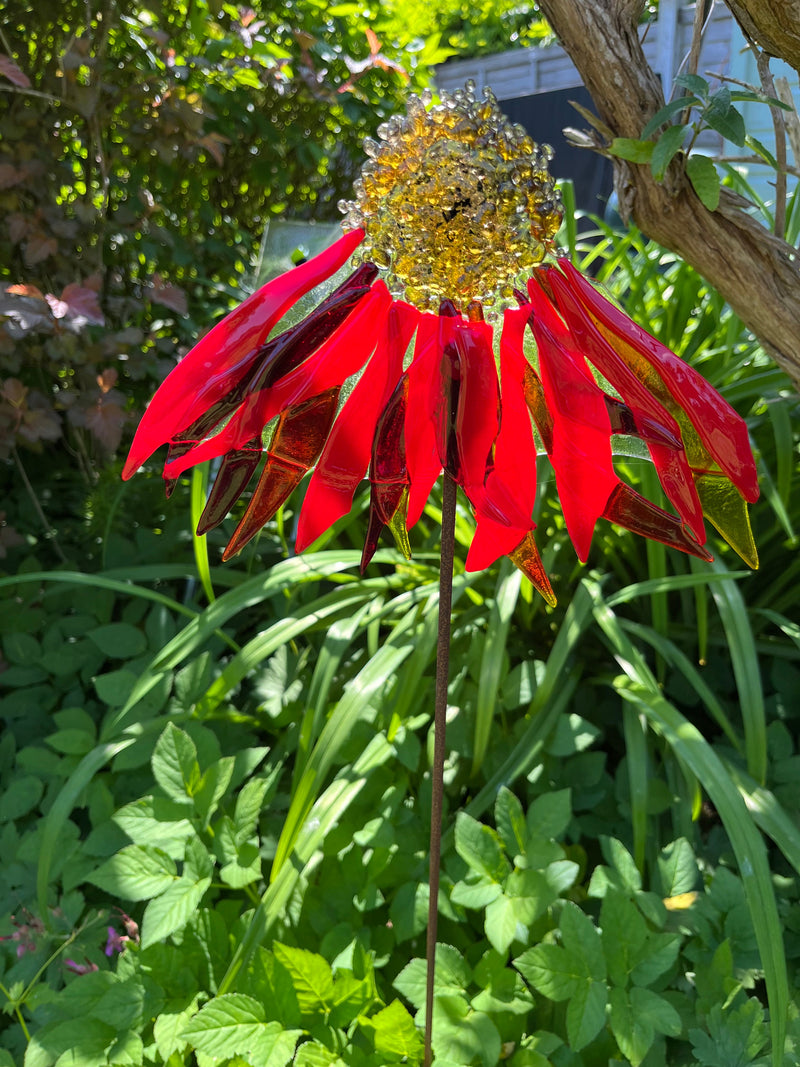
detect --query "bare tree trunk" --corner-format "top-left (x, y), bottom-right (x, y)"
top-left (537, 0), bottom-right (800, 388)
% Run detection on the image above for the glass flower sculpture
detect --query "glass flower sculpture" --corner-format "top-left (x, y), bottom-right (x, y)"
top-left (123, 85), bottom-right (759, 603)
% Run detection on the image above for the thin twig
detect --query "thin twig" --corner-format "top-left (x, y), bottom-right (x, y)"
top-left (423, 472), bottom-right (457, 1067)
top-left (753, 48), bottom-right (787, 240)
top-left (11, 446), bottom-right (67, 563)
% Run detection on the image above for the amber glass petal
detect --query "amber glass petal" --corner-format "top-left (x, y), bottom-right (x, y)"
top-left (296, 300), bottom-right (419, 552)
top-left (510, 531), bottom-right (557, 607)
top-left (603, 483), bottom-right (713, 562)
top-left (221, 388), bottom-right (340, 560)
top-left (694, 473), bottom-right (758, 568)
top-left (361, 375), bottom-right (411, 571)
top-left (123, 228), bottom-right (364, 477)
top-left (197, 441), bottom-right (262, 535)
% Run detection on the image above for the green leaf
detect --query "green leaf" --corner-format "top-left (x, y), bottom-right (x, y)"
top-left (141, 870), bottom-right (212, 947)
top-left (94, 669), bottom-right (138, 707)
top-left (658, 837), bottom-right (698, 897)
top-left (566, 979), bottom-right (607, 1052)
top-left (689, 998), bottom-right (766, 1066)
top-left (112, 796), bottom-right (195, 857)
top-left (686, 153), bottom-right (720, 210)
top-left (23, 1018), bottom-right (117, 1067)
top-left (152, 723), bottom-right (202, 802)
top-left (705, 90), bottom-right (746, 145)
top-left (526, 788), bottom-right (572, 842)
top-left (451, 874), bottom-right (503, 910)
top-left (273, 943), bottom-right (334, 1014)
top-left (641, 98), bottom-right (697, 139)
top-left (194, 755), bottom-right (235, 826)
top-left (514, 944), bottom-right (581, 1001)
top-left (651, 124), bottom-right (688, 180)
top-left (494, 786), bottom-right (527, 856)
top-left (89, 844), bottom-right (177, 900)
top-left (394, 946), bottom-right (470, 1009)
top-left (0, 774), bottom-right (43, 821)
top-left (233, 775), bottom-right (271, 842)
top-left (3, 631), bottom-right (41, 665)
top-left (371, 1000), bottom-right (424, 1058)
top-left (455, 812), bottom-right (508, 882)
top-left (674, 73), bottom-right (710, 98)
top-left (485, 894), bottom-right (523, 955)
top-left (610, 138), bottom-right (655, 163)
top-left (182, 994), bottom-right (301, 1064)
top-left (87, 623), bottom-right (148, 659)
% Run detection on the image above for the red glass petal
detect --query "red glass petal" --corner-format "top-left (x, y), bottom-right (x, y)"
top-left (528, 293), bottom-right (618, 562)
top-left (123, 227), bottom-right (364, 478)
top-left (434, 315), bottom-right (500, 497)
top-left (530, 271), bottom-right (707, 545)
top-left (222, 388), bottom-right (340, 560)
top-left (162, 282), bottom-right (393, 480)
top-left (405, 315), bottom-right (444, 528)
top-left (295, 300), bottom-right (419, 552)
top-left (557, 261), bottom-right (758, 502)
top-left (361, 375), bottom-right (411, 571)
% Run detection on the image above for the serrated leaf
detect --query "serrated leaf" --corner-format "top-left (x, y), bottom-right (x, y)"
top-left (0, 774), bottom-right (42, 821)
top-left (152, 723), bottom-right (201, 802)
top-left (112, 796), bottom-right (195, 857)
top-left (94, 668), bottom-right (138, 707)
top-left (451, 874), bottom-right (503, 910)
top-left (89, 844), bottom-right (177, 900)
top-left (454, 812), bottom-right (508, 881)
top-left (610, 138), bottom-right (655, 163)
top-left (393, 945), bottom-right (470, 1008)
top-left (526, 789), bottom-right (572, 842)
top-left (23, 1018), bottom-right (117, 1067)
top-left (233, 776), bottom-right (271, 842)
top-left (182, 994), bottom-right (301, 1064)
top-left (273, 943), bottom-right (334, 1014)
top-left (194, 756), bottom-right (234, 825)
top-left (514, 942), bottom-right (581, 1000)
top-left (485, 894), bottom-right (523, 955)
top-left (566, 979), bottom-right (607, 1051)
top-left (658, 837), bottom-right (698, 897)
top-left (371, 1000), bottom-right (423, 1058)
top-left (562, 902), bottom-right (606, 981)
top-left (651, 124), bottom-right (688, 179)
top-left (141, 873), bottom-right (211, 947)
top-left (495, 787), bottom-right (527, 856)
top-left (686, 153), bottom-right (720, 210)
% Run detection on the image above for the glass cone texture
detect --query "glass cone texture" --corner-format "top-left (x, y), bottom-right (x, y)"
top-left (123, 86), bottom-right (758, 603)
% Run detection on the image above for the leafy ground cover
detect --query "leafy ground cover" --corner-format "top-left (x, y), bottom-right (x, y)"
top-left (2, 219), bottom-right (800, 1065)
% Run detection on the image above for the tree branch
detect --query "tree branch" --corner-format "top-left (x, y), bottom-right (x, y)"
top-left (537, 0), bottom-right (800, 388)
top-left (726, 0), bottom-right (800, 74)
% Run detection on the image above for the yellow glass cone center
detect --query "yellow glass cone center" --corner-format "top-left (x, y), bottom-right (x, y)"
top-left (339, 83), bottom-right (562, 311)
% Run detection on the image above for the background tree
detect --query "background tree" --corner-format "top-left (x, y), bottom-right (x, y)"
top-left (536, 0), bottom-right (800, 388)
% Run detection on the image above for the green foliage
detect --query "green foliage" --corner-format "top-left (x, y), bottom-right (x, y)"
top-left (608, 72), bottom-right (790, 210)
top-left (0, 0), bottom-right (428, 561)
